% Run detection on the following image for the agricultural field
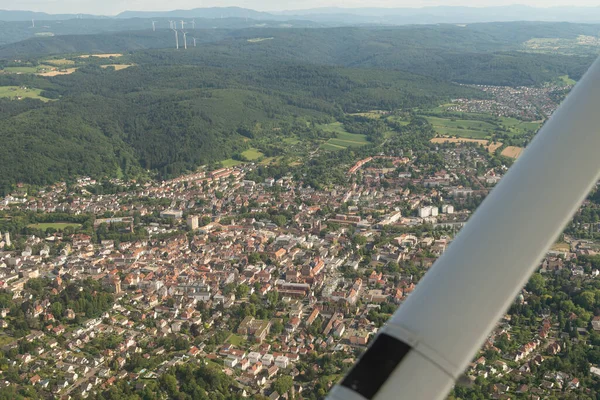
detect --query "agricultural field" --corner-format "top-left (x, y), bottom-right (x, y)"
top-left (430, 137), bottom-right (502, 154)
top-left (44, 58), bottom-right (76, 66)
top-left (0, 86), bottom-right (49, 101)
top-left (37, 68), bottom-right (78, 77)
top-left (501, 146), bottom-right (524, 159)
top-left (318, 122), bottom-right (349, 135)
top-left (27, 222), bottom-right (82, 231)
top-left (425, 116), bottom-right (496, 139)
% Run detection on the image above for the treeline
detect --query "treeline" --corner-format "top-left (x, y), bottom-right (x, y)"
top-left (94, 363), bottom-right (263, 400)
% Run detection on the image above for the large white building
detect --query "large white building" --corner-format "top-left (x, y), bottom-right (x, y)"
top-left (418, 206), bottom-right (439, 218)
top-left (442, 205), bottom-right (455, 214)
top-left (274, 355), bottom-right (289, 369)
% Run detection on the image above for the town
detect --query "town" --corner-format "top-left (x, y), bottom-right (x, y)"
top-left (448, 83), bottom-right (571, 121)
top-left (0, 132), bottom-right (599, 400)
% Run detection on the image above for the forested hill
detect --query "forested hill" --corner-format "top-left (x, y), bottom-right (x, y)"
top-left (0, 22), bottom-right (596, 194)
top-left (3, 22), bottom-right (600, 58)
top-left (0, 54), bottom-right (481, 194)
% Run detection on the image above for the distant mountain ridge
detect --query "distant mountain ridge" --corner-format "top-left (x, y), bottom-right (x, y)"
top-left (4, 5), bottom-right (600, 24)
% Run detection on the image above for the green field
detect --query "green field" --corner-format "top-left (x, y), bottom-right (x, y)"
top-left (386, 115), bottom-right (410, 126)
top-left (241, 148), bottom-right (264, 160)
top-left (498, 117), bottom-right (542, 134)
top-left (425, 116), bottom-right (495, 138)
top-left (318, 121), bottom-right (350, 135)
top-left (220, 159), bottom-right (242, 167)
top-left (282, 137), bottom-right (300, 145)
top-left (421, 112), bottom-right (541, 139)
top-left (0, 86), bottom-right (49, 101)
top-left (1, 66), bottom-right (39, 74)
top-left (28, 222), bottom-right (82, 231)
top-left (318, 122), bottom-right (370, 150)
top-left (556, 75), bottom-right (576, 86)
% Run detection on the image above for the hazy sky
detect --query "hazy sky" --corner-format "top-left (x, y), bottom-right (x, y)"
top-left (5, 0), bottom-right (600, 15)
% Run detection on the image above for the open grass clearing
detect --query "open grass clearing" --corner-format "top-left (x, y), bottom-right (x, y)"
top-left (282, 137), bottom-right (300, 145)
top-left (556, 75), bottom-right (576, 86)
top-left (241, 148), bottom-right (263, 160)
top-left (0, 86), bottom-right (49, 101)
top-left (28, 222), bottom-right (82, 231)
top-left (221, 159), bottom-right (242, 168)
top-left (226, 334), bottom-right (245, 346)
top-left (386, 115), bottom-right (410, 126)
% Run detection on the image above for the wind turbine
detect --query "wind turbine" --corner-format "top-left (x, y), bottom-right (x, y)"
top-left (152, 21), bottom-right (157, 31)
top-left (191, 19), bottom-right (196, 29)
top-left (326, 56), bottom-right (600, 400)
top-left (182, 32), bottom-right (187, 50)
top-left (180, 20), bottom-right (185, 29)
top-left (168, 20), bottom-right (173, 29)
top-left (31, 19), bottom-right (35, 28)
top-left (172, 29), bottom-right (179, 49)
top-left (192, 37), bottom-right (197, 47)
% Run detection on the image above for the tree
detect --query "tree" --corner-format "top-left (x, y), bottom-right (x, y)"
top-left (236, 284), bottom-right (249, 298)
top-left (273, 376), bottom-right (294, 394)
top-left (271, 320), bottom-right (284, 335)
top-left (526, 273), bottom-right (545, 295)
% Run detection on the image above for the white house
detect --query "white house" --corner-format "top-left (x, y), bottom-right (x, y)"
top-left (275, 355), bottom-right (289, 369)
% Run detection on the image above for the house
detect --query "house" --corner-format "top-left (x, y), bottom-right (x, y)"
top-left (262, 354), bottom-right (274, 366)
top-left (592, 316), bottom-right (600, 331)
top-left (247, 352), bottom-right (261, 364)
top-left (267, 365), bottom-right (279, 378)
top-left (275, 355), bottom-right (289, 369)
top-left (569, 378), bottom-right (580, 389)
top-left (547, 342), bottom-right (561, 355)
